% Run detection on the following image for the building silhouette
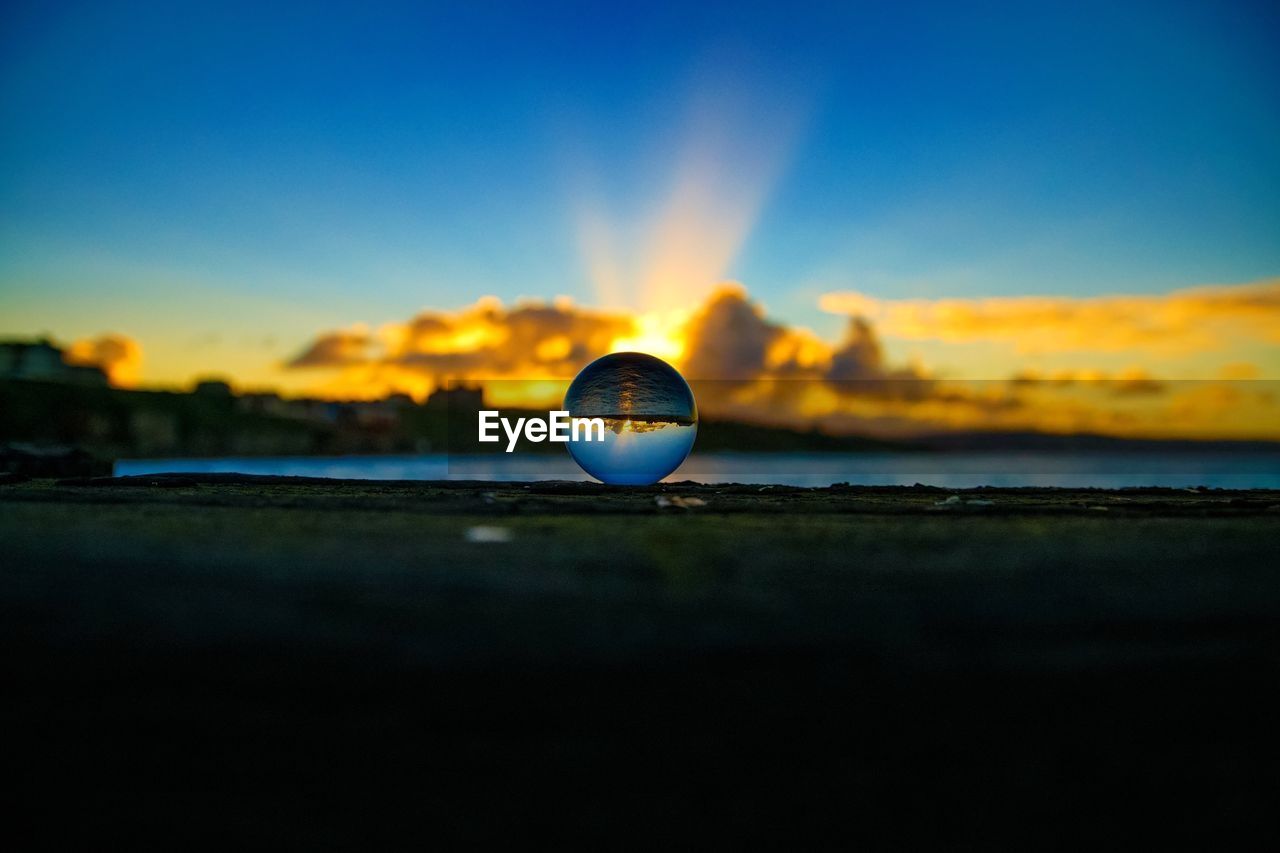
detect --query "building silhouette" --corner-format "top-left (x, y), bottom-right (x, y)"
top-left (0, 338), bottom-right (108, 386)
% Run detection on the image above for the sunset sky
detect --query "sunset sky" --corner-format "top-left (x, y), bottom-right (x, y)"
top-left (1, 1), bottom-right (1278, 436)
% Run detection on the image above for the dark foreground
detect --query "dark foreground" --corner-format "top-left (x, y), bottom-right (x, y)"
top-left (3, 475), bottom-right (1279, 845)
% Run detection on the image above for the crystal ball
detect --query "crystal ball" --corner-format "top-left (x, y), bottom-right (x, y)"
top-left (564, 352), bottom-right (698, 485)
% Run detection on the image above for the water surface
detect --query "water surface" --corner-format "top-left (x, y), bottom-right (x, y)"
top-left (116, 451), bottom-right (1280, 489)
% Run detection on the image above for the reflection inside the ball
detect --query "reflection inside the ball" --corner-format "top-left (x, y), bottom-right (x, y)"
top-left (568, 417), bottom-right (696, 485)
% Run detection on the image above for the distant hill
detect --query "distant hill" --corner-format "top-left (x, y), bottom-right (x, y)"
top-left (915, 430), bottom-right (1280, 454)
top-left (694, 419), bottom-right (917, 453)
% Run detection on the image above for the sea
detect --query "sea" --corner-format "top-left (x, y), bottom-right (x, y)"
top-left (114, 451), bottom-right (1280, 489)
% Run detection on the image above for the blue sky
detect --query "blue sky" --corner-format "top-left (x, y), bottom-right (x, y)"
top-left (1, 0), bottom-right (1277, 386)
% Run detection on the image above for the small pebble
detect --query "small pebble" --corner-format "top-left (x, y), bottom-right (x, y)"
top-left (655, 495), bottom-right (708, 509)
top-left (465, 525), bottom-right (512, 543)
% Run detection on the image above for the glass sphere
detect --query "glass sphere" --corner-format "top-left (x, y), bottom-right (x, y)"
top-left (564, 352), bottom-right (698, 485)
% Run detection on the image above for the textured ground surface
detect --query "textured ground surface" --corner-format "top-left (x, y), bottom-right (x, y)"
top-left (3, 475), bottom-right (1279, 844)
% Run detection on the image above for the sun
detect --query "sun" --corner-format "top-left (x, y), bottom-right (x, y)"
top-left (609, 311), bottom-right (687, 364)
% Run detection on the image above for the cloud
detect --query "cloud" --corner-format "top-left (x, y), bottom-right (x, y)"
top-left (64, 334), bottom-right (143, 387)
top-left (1219, 363), bottom-right (1260, 380)
top-left (642, 285), bottom-right (947, 430)
top-left (284, 284), bottom-right (929, 406)
top-left (289, 327), bottom-right (374, 368)
top-left (1010, 368), bottom-right (1166, 396)
top-left (390, 298), bottom-right (633, 375)
top-left (282, 285), bottom-right (1279, 440)
top-left (680, 284), bottom-right (790, 380)
top-left (819, 279), bottom-right (1280, 354)
top-left (286, 298), bottom-right (635, 399)
top-left (680, 284), bottom-right (924, 383)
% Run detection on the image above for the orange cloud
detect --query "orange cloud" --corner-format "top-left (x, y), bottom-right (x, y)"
top-left (681, 284), bottom-right (924, 383)
top-left (285, 285), bottom-right (924, 401)
top-left (286, 298), bottom-right (635, 400)
top-left (64, 334), bottom-right (143, 387)
top-left (819, 279), bottom-right (1280, 354)
top-left (1010, 367), bottom-right (1166, 396)
top-left (283, 285), bottom-right (1280, 440)
top-left (288, 326), bottom-right (373, 368)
